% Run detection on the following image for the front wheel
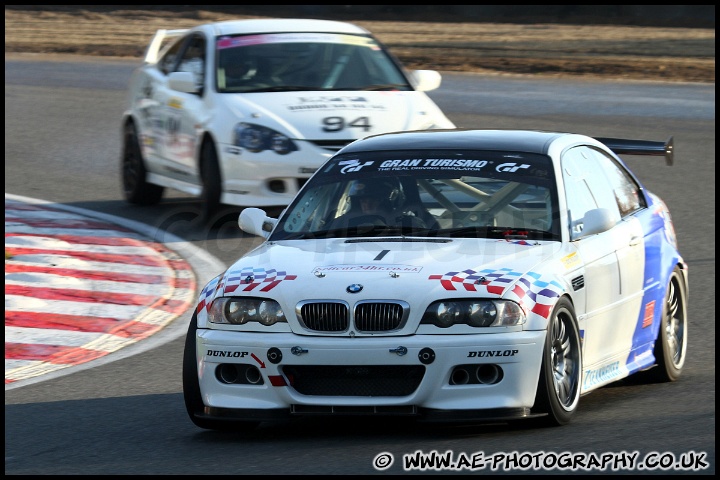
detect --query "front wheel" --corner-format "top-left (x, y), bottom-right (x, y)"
top-left (121, 122), bottom-right (164, 205)
top-left (199, 141), bottom-right (222, 225)
top-left (649, 266), bottom-right (688, 382)
top-left (532, 297), bottom-right (582, 426)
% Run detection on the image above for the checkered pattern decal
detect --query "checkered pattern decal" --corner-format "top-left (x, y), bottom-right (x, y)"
top-left (510, 272), bottom-right (564, 318)
top-left (224, 267), bottom-right (297, 293)
top-left (428, 268), bottom-right (517, 294)
top-left (196, 275), bottom-right (223, 314)
top-left (428, 268), bottom-right (564, 319)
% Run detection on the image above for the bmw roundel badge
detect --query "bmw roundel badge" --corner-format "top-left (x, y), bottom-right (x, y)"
top-left (346, 284), bottom-right (363, 294)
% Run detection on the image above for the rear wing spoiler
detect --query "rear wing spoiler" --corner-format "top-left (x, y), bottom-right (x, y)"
top-left (595, 136), bottom-right (674, 166)
top-left (143, 28), bottom-right (189, 64)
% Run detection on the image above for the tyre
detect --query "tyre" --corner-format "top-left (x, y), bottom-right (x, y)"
top-left (649, 266), bottom-right (688, 382)
top-left (182, 312), bottom-right (259, 432)
top-left (121, 121), bottom-right (164, 205)
top-left (532, 297), bottom-right (582, 426)
top-left (199, 140), bottom-right (222, 225)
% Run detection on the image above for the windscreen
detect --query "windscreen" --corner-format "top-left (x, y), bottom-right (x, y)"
top-left (216, 32), bottom-right (410, 93)
top-left (271, 149), bottom-right (560, 241)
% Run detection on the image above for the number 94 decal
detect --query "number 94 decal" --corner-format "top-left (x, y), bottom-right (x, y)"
top-left (322, 116), bottom-right (371, 132)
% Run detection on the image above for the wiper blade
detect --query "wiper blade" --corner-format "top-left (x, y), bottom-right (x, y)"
top-left (280, 229), bottom-right (348, 240)
top-left (242, 85), bottom-right (411, 93)
top-left (244, 86), bottom-right (312, 93)
top-left (321, 225), bottom-right (434, 239)
top-left (279, 225), bottom-right (434, 240)
top-left (359, 83), bottom-right (411, 91)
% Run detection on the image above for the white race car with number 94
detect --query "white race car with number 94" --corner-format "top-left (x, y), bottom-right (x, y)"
top-left (121, 18), bottom-right (455, 223)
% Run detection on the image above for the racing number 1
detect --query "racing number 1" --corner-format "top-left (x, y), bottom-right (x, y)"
top-left (322, 116), bottom-right (371, 132)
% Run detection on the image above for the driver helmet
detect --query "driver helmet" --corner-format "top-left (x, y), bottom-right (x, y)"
top-left (348, 178), bottom-right (404, 210)
top-left (221, 49), bottom-right (258, 81)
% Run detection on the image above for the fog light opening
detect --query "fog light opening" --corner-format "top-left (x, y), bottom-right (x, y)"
top-left (217, 364), bottom-right (240, 384)
top-left (476, 364), bottom-right (503, 384)
top-left (245, 365), bottom-right (263, 385)
top-left (268, 179), bottom-right (287, 193)
top-left (450, 367), bottom-right (470, 385)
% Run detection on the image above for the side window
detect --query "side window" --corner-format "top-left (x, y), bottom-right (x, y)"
top-left (282, 183), bottom-right (341, 233)
top-left (158, 37), bottom-right (186, 75)
top-left (587, 148), bottom-right (646, 217)
top-left (562, 147), bottom-right (600, 239)
top-left (176, 35), bottom-right (206, 90)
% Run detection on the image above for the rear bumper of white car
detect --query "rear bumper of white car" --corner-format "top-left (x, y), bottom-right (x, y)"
top-left (194, 329), bottom-right (546, 421)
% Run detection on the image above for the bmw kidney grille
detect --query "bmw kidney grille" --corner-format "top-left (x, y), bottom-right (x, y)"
top-left (297, 301), bottom-right (409, 332)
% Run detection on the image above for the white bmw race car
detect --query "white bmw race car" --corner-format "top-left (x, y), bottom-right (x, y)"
top-left (183, 128), bottom-right (688, 430)
top-left (120, 18), bottom-right (455, 222)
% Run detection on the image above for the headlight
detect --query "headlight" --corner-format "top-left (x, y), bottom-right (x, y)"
top-left (233, 123), bottom-right (298, 154)
top-left (208, 297), bottom-right (287, 326)
top-left (421, 300), bottom-right (525, 328)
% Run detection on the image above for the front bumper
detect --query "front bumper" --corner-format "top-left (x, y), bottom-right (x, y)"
top-left (195, 329), bottom-right (546, 420)
top-left (218, 140), bottom-right (335, 207)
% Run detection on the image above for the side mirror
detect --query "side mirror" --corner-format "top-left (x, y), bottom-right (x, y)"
top-left (576, 208), bottom-right (617, 239)
top-left (168, 71), bottom-right (198, 93)
top-left (409, 70), bottom-right (442, 92)
top-left (238, 208), bottom-right (277, 239)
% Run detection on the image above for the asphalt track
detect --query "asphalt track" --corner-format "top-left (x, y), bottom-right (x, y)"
top-left (4, 193), bottom-right (225, 389)
top-left (4, 55), bottom-right (714, 475)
